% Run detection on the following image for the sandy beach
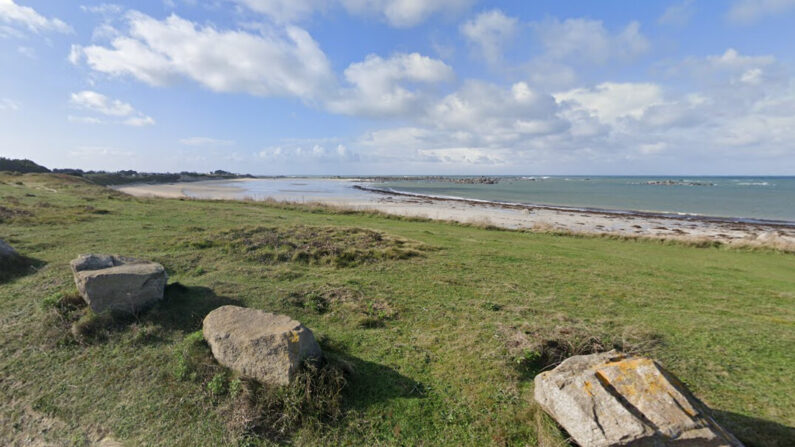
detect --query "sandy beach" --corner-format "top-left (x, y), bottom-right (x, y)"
top-left (115, 179), bottom-right (795, 250)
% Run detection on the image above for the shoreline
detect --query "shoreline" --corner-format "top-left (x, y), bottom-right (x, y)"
top-left (353, 185), bottom-right (795, 229)
top-left (114, 180), bottom-right (795, 250)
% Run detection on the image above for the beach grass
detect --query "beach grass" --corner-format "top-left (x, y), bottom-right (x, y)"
top-left (1, 173), bottom-right (793, 446)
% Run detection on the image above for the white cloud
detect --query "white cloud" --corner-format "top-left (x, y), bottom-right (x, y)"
top-left (0, 0), bottom-right (72, 34)
top-left (668, 48), bottom-right (782, 88)
top-left (229, 0), bottom-right (472, 27)
top-left (727, 0), bottom-right (795, 24)
top-left (258, 143), bottom-right (359, 162)
top-left (356, 80), bottom-right (571, 167)
top-left (231, 0), bottom-right (324, 23)
top-left (68, 44), bottom-right (83, 64)
top-left (180, 137), bottom-right (235, 146)
top-left (429, 81), bottom-right (563, 135)
top-left (69, 90), bottom-right (155, 126)
top-left (521, 18), bottom-right (650, 89)
top-left (460, 9), bottom-right (518, 64)
top-left (78, 12), bottom-right (335, 100)
top-left (80, 3), bottom-right (124, 15)
top-left (327, 52), bottom-right (454, 117)
top-left (77, 13), bottom-right (457, 118)
top-left (659, 0), bottom-right (695, 26)
top-left (124, 116), bottom-right (156, 127)
top-left (554, 82), bottom-right (664, 124)
top-left (0, 97), bottom-right (20, 110)
top-left (706, 48), bottom-right (775, 70)
top-left (532, 18), bottom-right (649, 66)
top-left (70, 90), bottom-right (135, 116)
top-left (339, 0), bottom-right (474, 28)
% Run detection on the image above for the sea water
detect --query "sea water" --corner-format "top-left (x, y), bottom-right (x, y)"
top-left (185, 176), bottom-right (795, 223)
top-left (372, 176), bottom-right (795, 223)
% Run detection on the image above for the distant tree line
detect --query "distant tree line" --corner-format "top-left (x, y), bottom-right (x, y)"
top-left (0, 157), bottom-right (50, 173)
top-left (0, 157), bottom-right (251, 185)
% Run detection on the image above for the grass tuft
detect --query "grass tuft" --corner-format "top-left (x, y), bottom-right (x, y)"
top-left (212, 225), bottom-right (427, 267)
top-left (172, 330), bottom-right (347, 443)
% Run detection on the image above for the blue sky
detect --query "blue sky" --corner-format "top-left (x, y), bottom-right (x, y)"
top-left (1, 0), bottom-right (795, 175)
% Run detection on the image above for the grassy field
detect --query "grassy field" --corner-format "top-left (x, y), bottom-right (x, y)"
top-left (1, 173), bottom-right (793, 446)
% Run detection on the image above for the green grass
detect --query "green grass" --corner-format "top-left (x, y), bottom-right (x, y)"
top-left (1, 173), bottom-right (793, 446)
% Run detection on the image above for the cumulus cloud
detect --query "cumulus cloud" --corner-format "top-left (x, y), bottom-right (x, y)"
top-left (76, 12), bottom-right (456, 119)
top-left (428, 81), bottom-right (565, 137)
top-left (69, 90), bottom-right (154, 126)
top-left (355, 80), bottom-right (572, 168)
top-left (231, 0), bottom-right (324, 23)
top-left (707, 48), bottom-right (775, 69)
top-left (532, 18), bottom-right (649, 65)
top-left (327, 52), bottom-right (454, 116)
top-left (554, 83), bottom-right (664, 124)
top-left (229, 0), bottom-right (472, 27)
top-left (727, 0), bottom-right (795, 24)
top-left (520, 18), bottom-right (650, 89)
top-left (460, 9), bottom-right (518, 64)
top-left (339, 0), bottom-right (472, 27)
top-left (77, 12), bottom-right (335, 100)
top-left (667, 48), bottom-right (783, 90)
top-left (0, 0), bottom-right (71, 34)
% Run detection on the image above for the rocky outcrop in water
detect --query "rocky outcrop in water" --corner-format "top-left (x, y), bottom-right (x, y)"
top-left (368, 176), bottom-right (500, 184)
top-left (644, 180), bottom-right (716, 186)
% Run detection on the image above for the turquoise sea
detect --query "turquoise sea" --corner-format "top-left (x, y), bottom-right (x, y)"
top-left (372, 176), bottom-right (795, 224)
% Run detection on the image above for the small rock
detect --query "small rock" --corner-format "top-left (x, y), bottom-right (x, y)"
top-left (203, 305), bottom-right (322, 386)
top-left (70, 254), bottom-right (167, 314)
top-left (534, 351), bottom-right (743, 447)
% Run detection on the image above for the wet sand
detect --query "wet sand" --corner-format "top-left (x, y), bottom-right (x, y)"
top-left (115, 179), bottom-right (795, 250)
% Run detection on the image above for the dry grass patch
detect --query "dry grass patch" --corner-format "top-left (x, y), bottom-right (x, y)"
top-left (503, 315), bottom-right (663, 376)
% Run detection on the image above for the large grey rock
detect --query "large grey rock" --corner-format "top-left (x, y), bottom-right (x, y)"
top-left (70, 254), bottom-right (167, 314)
top-left (203, 305), bottom-right (322, 386)
top-left (0, 239), bottom-right (18, 259)
top-left (534, 351), bottom-right (743, 447)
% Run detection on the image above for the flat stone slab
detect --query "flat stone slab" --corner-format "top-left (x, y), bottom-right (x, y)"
top-left (70, 254), bottom-right (167, 314)
top-left (203, 305), bottom-right (322, 386)
top-left (534, 351), bottom-right (744, 447)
